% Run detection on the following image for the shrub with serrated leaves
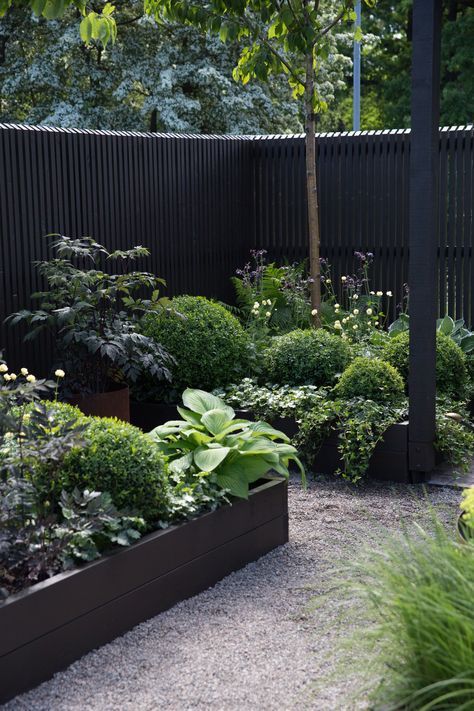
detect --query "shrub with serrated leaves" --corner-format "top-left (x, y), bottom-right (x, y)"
top-left (383, 330), bottom-right (467, 397)
top-left (263, 329), bottom-right (351, 386)
top-left (140, 296), bottom-right (252, 401)
top-left (333, 357), bottom-right (405, 404)
top-left (6, 234), bottom-right (173, 395)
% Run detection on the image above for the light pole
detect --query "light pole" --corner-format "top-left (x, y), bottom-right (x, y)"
top-left (353, 0), bottom-right (361, 131)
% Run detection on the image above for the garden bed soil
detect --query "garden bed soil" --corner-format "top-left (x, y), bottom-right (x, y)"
top-left (0, 478), bottom-right (288, 705)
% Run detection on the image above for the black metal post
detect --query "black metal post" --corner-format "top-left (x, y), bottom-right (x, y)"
top-left (408, 0), bottom-right (442, 475)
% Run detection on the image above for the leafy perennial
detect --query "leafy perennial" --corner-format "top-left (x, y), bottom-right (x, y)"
top-left (150, 389), bottom-right (305, 499)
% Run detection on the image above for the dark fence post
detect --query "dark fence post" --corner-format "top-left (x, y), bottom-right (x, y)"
top-left (408, 0), bottom-right (442, 475)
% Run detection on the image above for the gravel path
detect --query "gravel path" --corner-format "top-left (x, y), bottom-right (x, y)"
top-left (4, 476), bottom-right (460, 711)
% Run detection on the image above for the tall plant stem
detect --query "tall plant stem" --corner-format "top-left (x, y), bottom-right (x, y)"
top-left (305, 52), bottom-right (321, 325)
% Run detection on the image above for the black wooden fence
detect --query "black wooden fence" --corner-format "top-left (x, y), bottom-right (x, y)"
top-left (0, 123), bottom-right (473, 370)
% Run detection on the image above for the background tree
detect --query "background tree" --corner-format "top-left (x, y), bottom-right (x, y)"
top-left (144, 0), bottom-right (375, 317)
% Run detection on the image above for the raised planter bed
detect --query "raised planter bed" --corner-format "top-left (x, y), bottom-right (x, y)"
top-left (0, 477), bottom-right (288, 704)
top-left (129, 403), bottom-right (420, 484)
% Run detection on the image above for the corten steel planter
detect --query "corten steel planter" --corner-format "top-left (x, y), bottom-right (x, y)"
top-left (69, 383), bottom-right (130, 422)
top-left (0, 478), bottom-right (288, 704)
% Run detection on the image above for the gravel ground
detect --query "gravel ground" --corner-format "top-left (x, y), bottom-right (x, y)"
top-left (4, 476), bottom-right (461, 711)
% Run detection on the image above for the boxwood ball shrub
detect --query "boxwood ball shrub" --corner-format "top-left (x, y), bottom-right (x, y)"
top-left (59, 416), bottom-right (169, 522)
top-left (263, 329), bottom-right (351, 386)
top-left (333, 357), bottom-right (405, 404)
top-left (25, 403), bottom-right (169, 523)
top-left (141, 296), bottom-right (251, 394)
top-left (383, 331), bottom-right (467, 396)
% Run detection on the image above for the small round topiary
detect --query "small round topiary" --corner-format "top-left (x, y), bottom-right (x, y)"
top-left (140, 295), bottom-right (252, 396)
top-left (382, 331), bottom-right (467, 396)
top-left (333, 357), bottom-right (405, 403)
top-left (263, 328), bottom-right (351, 386)
top-left (57, 416), bottom-right (169, 523)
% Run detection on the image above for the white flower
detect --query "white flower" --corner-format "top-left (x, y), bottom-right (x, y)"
top-left (352, 293), bottom-right (359, 300)
top-left (0, 364), bottom-right (8, 373)
top-left (9, 373), bottom-right (17, 381)
top-left (311, 309), bottom-right (318, 316)
top-left (366, 308), bottom-right (373, 316)
top-left (326, 279), bottom-right (331, 284)
top-left (265, 311), bottom-right (271, 318)
top-left (376, 291), bottom-right (383, 297)
top-left (55, 369), bottom-right (65, 378)
top-left (341, 276), bottom-right (347, 282)
top-left (375, 321), bottom-right (380, 326)
top-left (3, 374), bottom-right (11, 382)
top-left (386, 291), bottom-right (393, 297)
top-left (26, 374), bottom-right (36, 383)
top-left (253, 301), bottom-right (260, 309)
top-left (341, 333), bottom-right (348, 340)
top-left (370, 291), bottom-right (375, 295)
top-left (342, 317), bottom-right (348, 324)
top-left (20, 367), bottom-right (28, 376)
top-left (353, 324), bottom-right (359, 330)
top-left (334, 303), bottom-right (340, 309)
top-left (353, 308), bottom-right (359, 315)
top-left (334, 321), bottom-right (342, 329)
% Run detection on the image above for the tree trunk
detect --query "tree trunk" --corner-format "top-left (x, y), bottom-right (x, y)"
top-left (305, 52), bottom-right (321, 325)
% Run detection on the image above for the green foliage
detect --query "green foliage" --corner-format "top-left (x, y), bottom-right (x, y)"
top-left (150, 388), bottom-right (305, 499)
top-left (145, 0), bottom-right (373, 115)
top-left (389, 314), bottom-right (474, 354)
top-left (296, 396), bottom-right (406, 484)
top-left (460, 487), bottom-right (474, 540)
top-left (263, 329), bottom-right (351, 386)
top-left (333, 357), bottom-right (405, 404)
top-left (383, 331), bottom-right (467, 397)
top-left (56, 412), bottom-right (170, 524)
top-left (214, 378), bottom-right (327, 421)
top-left (0, 5), bottom-right (301, 134)
top-left (6, 235), bottom-right (172, 395)
top-left (233, 251), bottom-right (313, 337)
top-left (140, 295), bottom-right (252, 400)
top-left (0, 0), bottom-right (116, 47)
top-left (435, 403), bottom-right (474, 474)
top-left (356, 522), bottom-right (474, 709)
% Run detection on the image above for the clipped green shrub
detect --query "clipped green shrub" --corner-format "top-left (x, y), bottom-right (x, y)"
top-left (140, 295), bottom-right (251, 396)
top-left (26, 403), bottom-right (169, 523)
top-left (334, 357), bottom-right (405, 404)
top-left (383, 330), bottom-right (467, 396)
top-left (263, 328), bottom-right (351, 386)
top-left (59, 417), bottom-right (169, 522)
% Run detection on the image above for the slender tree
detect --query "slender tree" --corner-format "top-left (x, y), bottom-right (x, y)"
top-left (143, 0), bottom-right (375, 319)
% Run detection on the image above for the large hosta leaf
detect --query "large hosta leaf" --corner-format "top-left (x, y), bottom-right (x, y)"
top-left (437, 315), bottom-right (455, 335)
top-left (460, 334), bottom-right (474, 353)
top-left (247, 421), bottom-right (289, 441)
top-left (194, 446), bottom-right (230, 472)
top-left (218, 453), bottom-right (274, 483)
top-left (182, 389), bottom-right (234, 419)
top-left (215, 472), bottom-right (249, 499)
top-left (176, 406), bottom-right (204, 427)
top-left (201, 408), bottom-right (233, 435)
top-left (169, 452), bottom-right (194, 475)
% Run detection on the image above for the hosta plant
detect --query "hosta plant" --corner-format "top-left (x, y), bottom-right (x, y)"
top-left (150, 389), bottom-right (305, 499)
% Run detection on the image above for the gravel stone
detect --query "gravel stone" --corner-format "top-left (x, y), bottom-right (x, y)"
top-left (3, 476), bottom-right (460, 711)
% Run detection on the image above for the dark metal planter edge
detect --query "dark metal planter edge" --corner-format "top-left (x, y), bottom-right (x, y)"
top-left (0, 477), bottom-right (288, 705)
